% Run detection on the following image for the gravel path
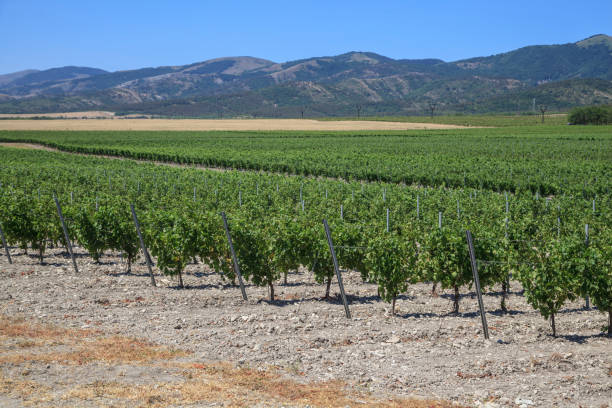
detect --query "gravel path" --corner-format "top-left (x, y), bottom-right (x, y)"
top-left (0, 247), bottom-right (610, 407)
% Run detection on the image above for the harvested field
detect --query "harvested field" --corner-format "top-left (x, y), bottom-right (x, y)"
top-left (0, 111), bottom-right (116, 119)
top-left (0, 118), bottom-right (469, 131)
top-left (0, 247), bottom-right (609, 407)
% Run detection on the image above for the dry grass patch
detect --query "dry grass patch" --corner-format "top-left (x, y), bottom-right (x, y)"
top-left (0, 336), bottom-right (187, 366)
top-left (0, 373), bottom-right (53, 405)
top-left (0, 314), bottom-right (99, 341)
top-left (0, 315), bottom-right (459, 407)
top-left (57, 336), bottom-right (188, 365)
top-left (63, 372), bottom-right (457, 408)
top-left (0, 314), bottom-right (184, 363)
top-left (163, 362), bottom-right (458, 408)
top-left (90, 336), bottom-right (186, 362)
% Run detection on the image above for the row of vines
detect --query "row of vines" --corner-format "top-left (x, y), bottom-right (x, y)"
top-left (0, 146), bottom-right (610, 336)
top-left (1, 126), bottom-right (611, 196)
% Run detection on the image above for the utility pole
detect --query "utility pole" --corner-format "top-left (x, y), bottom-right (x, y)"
top-left (428, 102), bottom-right (437, 118)
top-left (216, 96), bottom-right (222, 119)
top-left (539, 105), bottom-right (547, 124)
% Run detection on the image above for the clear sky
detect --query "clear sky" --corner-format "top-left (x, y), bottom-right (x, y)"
top-left (0, 0), bottom-right (610, 74)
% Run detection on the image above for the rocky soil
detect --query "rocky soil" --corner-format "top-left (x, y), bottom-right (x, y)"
top-left (0, 246), bottom-right (610, 407)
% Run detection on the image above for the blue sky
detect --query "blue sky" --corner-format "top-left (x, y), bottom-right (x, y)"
top-left (0, 0), bottom-right (610, 74)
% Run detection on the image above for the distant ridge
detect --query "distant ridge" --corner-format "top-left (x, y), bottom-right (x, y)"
top-left (1, 35), bottom-right (611, 115)
top-left (576, 34), bottom-right (612, 51)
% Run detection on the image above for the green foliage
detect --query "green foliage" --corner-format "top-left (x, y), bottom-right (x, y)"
top-left (145, 209), bottom-right (197, 287)
top-left (192, 211), bottom-right (234, 281)
top-left (334, 221), bottom-right (368, 282)
top-left (106, 202), bottom-right (140, 271)
top-left (268, 215), bottom-right (307, 284)
top-left (2, 125), bottom-right (611, 196)
top-left (517, 238), bottom-right (583, 336)
top-left (73, 204), bottom-right (108, 262)
top-left (228, 215), bottom-right (278, 300)
top-left (0, 142), bottom-right (610, 338)
top-left (417, 227), bottom-right (472, 313)
top-left (0, 193), bottom-right (64, 263)
top-left (568, 105), bottom-right (612, 125)
top-left (578, 234), bottom-right (612, 335)
top-left (364, 231), bottom-right (413, 314)
top-left (297, 220), bottom-right (335, 298)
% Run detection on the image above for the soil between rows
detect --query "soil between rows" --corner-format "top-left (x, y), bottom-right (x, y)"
top-left (0, 247), bottom-right (610, 407)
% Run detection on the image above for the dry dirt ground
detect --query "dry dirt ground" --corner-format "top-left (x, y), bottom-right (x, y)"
top-left (0, 247), bottom-right (609, 408)
top-left (0, 143), bottom-right (56, 151)
top-left (0, 118), bottom-right (468, 131)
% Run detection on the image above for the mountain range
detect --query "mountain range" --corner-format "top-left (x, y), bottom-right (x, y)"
top-left (1, 34), bottom-right (611, 116)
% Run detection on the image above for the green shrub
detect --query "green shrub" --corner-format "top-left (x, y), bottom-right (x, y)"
top-left (568, 105), bottom-right (612, 125)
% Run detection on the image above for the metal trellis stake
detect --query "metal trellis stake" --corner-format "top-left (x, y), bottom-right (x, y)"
top-left (323, 219), bottom-right (351, 319)
top-left (53, 195), bottom-right (79, 274)
top-left (505, 192), bottom-right (509, 213)
top-left (0, 223), bottom-right (12, 264)
top-left (130, 204), bottom-right (156, 287)
top-left (504, 217), bottom-right (509, 239)
top-left (584, 224), bottom-right (590, 309)
top-left (386, 208), bottom-right (390, 232)
top-left (466, 230), bottom-right (489, 340)
top-left (221, 212), bottom-right (248, 301)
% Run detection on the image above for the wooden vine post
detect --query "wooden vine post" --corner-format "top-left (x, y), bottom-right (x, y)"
top-left (221, 212), bottom-right (248, 301)
top-left (130, 204), bottom-right (156, 287)
top-left (466, 230), bottom-right (489, 340)
top-left (323, 219), bottom-right (351, 319)
top-left (0, 223), bottom-right (12, 264)
top-left (53, 195), bottom-right (79, 274)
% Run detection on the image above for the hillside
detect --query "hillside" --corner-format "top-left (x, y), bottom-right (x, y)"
top-left (0, 35), bottom-right (610, 115)
top-left (466, 78), bottom-right (612, 113)
top-left (454, 35), bottom-right (612, 82)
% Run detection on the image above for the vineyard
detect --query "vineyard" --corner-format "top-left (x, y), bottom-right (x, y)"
top-left (318, 114), bottom-right (570, 127)
top-left (1, 125), bottom-right (611, 195)
top-left (0, 143), bottom-right (610, 337)
top-left (0, 125), bottom-right (611, 407)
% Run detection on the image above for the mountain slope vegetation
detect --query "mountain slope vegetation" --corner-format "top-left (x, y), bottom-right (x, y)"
top-left (1, 35), bottom-right (611, 116)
